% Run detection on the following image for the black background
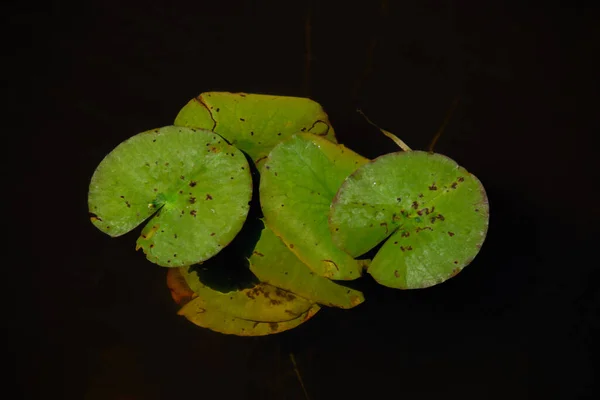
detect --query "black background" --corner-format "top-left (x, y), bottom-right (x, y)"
top-left (14, 1), bottom-right (598, 399)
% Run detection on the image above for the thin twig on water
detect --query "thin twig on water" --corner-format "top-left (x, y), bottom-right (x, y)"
top-left (428, 96), bottom-right (460, 152)
top-left (290, 353), bottom-right (310, 400)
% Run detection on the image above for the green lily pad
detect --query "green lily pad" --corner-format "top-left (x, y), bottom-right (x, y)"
top-left (249, 224), bottom-right (365, 309)
top-left (260, 133), bottom-right (370, 280)
top-left (329, 151), bottom-right (489, 289)
top-left (179, 267), bottom-right (314, 322)
top-left (88, 126), bottom-right (252, 267)
top-left (178, 295), bottom-right (321, 336)
top-left (174, 92), bottom-right (337, 167)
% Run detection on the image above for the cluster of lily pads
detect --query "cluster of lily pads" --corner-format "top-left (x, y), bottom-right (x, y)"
top-left (88, 92), bottom-right (489, 336)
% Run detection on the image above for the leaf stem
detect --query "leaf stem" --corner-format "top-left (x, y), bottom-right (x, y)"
top-left (356, 109), bottom-right (412, 151)
top-left (428, 96), bottom-right (460, 152)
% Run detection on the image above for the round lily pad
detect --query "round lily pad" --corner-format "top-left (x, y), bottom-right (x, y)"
top-left (179, 267), bottom-right (314, 322)
top-left (88, 126), bottom-right (252, 267)
top-left (249, 224), bottom-right (365, 309)
top-left (178, 295), bottom-right (321, 336)
top-left (174, 92), bottom-right (337, 168)
top-left (260, 133), bottom-right (370, 280)
top-left (329, 151), bottom-right (489, 289)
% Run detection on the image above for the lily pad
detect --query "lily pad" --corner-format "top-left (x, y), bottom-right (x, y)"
top-left (88, 126), bottom-right (252, 267)
top-left (249, 224), bottom-right (365, 309)
top-left (174, 92), bottom-right (337, 167)
top-left (179, 267), bottom-right (314, 322)
top-left (260, 133), bottom-right (370, 280)
top-left (329, 151), bottom-right (489, 289)
top-left (178, 295), bottom-right (320, 336)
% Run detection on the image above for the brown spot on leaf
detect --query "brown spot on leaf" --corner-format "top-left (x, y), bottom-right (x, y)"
top-left (180, 175), bottom-right (185, 180)
top-left (451, 182), bottom-right (458, 189)
top-left (401, 231), bottom-right (410, 237)
top-left (412, 201), bottom-right (419, 209)
top-left (269, 322), bottom-right (279, 331)
top-left (458, 177), bottom-right (465, 182)
top-left (206, 194), bottom-right (213, 200)
top-left (270, 299), bottom-right (282, 306)
top-left (210, 232), bottom-right (215, 236)
top-left (289, 244), bottom-right (294, 249)
top-left (190, 210), bottom-right (197, 217)
top-left (416, 226), bottom-right (433, 233)
top-left (429, 183), bottom-right (438, 190)
top-left (89, 213), bottom-right (102, 222)
top-left (437, 214), bottom-right (445, 221)
top-left (240, 118), bottom-right (245, 122)
top-left (450, 267), bottom-right (460, 277)
top-left (189, 181), bottom-right (197, 187)
top-left (448, 231), bottom-right (455, 236)
top-left (323, 259), bottom-right (339, 271)
top-left (394, 270), bottom-right (400, 277)
top-left (380, 222), bottom-right (388, 234)
top-left (189, 197), bottom-right (196, 204)
top-left (252, 251), bottom-right (264, 257)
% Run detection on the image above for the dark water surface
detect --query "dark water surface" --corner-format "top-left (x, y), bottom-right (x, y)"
top-left (16, 1), bottom-right (597, 399)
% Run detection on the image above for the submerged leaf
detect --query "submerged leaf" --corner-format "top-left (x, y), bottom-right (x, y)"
top-left (174, 92), bottom-right (337, 168)
top-left (330, 151), bottom-right (489, 289)
top-left (166, 268), bottom-right (196, 306)
top-left (260, 133), bottom-right (369, 280)
top-left (88, 126), bottom-right (252, 267)
top-left (249, 224), bottom-right (365, 309)
top-left (180, 267), bottom-right (314, 322)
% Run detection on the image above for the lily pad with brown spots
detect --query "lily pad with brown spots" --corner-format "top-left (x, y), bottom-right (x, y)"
top-left (179, 267), bottom-right (314, 322)
top-left (329, 151), bottom-right (489, 289)
top-left (174, 92), bottom-right (337, 168)
top-left (178, 295), bottom-right (320, 336)
top-left (88, 126), bottom-right (252, 267)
